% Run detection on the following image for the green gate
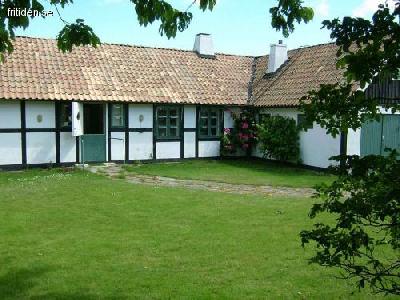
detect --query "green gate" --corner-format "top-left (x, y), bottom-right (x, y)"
top-left (361, 115), bottom-right (400, 156)
top-left (81, 134), bottom-right (106, 163)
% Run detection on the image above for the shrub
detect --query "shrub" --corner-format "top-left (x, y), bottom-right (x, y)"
top-left (257, 115), bottom-right (300, 162)
top-left (221, 108), bottom-right (257, 156)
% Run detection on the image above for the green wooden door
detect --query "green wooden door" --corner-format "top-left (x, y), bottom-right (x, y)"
top-left (382, 115), bottom-right (400, 156)
top-left (81, 134), bottom-right (106, 163)
top-left (361, 115), bottom-right (400, 157)
top-left (361, 119), bottom-right (382, 156)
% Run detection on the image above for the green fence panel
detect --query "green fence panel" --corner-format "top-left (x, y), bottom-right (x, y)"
top-left (81, 134), bottom-right (106, 163)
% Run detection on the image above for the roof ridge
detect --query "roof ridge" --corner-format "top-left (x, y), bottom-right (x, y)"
top-left (253, 41), bottom-right (337, 59)
top-left (14, 35), bottom-right (254, 58)
top-left (291, 41), bottom-right (336, 51)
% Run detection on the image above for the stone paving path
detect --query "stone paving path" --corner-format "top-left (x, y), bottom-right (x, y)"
top-left (87, 163), bottom-right (315, 198)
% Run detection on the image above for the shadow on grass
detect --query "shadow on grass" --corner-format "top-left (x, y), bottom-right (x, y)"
top-left (31, 293), bottom-right (127, 300)
top-left (218, 158), bottom-right (326, 175)
top-left (0, 266), bottom-right (127, 300)
top-left (0, 266), bottom-right (51, 299)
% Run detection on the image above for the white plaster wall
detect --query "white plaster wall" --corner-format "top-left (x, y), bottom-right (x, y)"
top-left (0, 101), bottom-right (21, 128)
top-left (156, 142), bottom-right (180, 159)
top-left (378, 106), bottom-right (400, 115)
top-left (184, 132), bottom-right (196, 158)
top-left (257, 108), bottom-right (340, 168)
top-left (129, 132), bottom-right (153, 160)
top-left (129, 104), bottom-right (153, 128)
top-left (199, 141), bottom-right (220, 157)
top-left (0, 133), bottom-right (22, 165)
top-left (347, 129), bottom-right (361, 156)
top-left (25, 101), bottom-right (55, 128)
top-left (299, 125), bottom-right (340, 168)
top-left (184, 105), bottom-right (196, 128)
top-left (111, 132), bottom-right (125, 161)
top-left (60, 132), bottom-right (76, 163)
top-left (26, 132), bottom-right (56, 164)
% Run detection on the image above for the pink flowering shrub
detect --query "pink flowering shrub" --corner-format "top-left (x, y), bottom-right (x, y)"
top-left (221, 108), bottom-right (257, 156)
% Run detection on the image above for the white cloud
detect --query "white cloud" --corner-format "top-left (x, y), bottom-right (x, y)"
top-left (353, 0), bottom-right (397, 17)
top-left (315, 0), bottom-right (330, 17)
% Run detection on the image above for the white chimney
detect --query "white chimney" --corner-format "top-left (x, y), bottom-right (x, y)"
top-left (267, 40), bottom-right (288, 73)
top-left (193, 33), bottom-right (215, 58)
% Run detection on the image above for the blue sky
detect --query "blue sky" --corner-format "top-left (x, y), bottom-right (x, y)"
top-left (15, 0), bottom-right (392, 56)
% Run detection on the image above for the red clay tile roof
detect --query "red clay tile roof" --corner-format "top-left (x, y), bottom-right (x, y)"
top-left (251, 43), bottom-right (345, 107)
top-left (0, 37), bottom-right (344, 107)
top-left (0, 36), bottom-right (253, 105)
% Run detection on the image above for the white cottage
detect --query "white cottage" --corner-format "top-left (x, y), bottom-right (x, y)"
top-left (0, 35), bottom-right (398, 169)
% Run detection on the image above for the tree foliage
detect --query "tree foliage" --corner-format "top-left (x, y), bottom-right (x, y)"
top-left (256, 115), bottom-right (300, 162)
top-left (270, 0), bottom-right (314, 37)
top-left (300, 1), bottom-right (400, 295)
top-left (301, 152), bottom-right (400, 295)
top-left (0, 0), bottom-right (313, 61)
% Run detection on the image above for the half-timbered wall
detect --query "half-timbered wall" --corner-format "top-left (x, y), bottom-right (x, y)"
top-left (0, 100), bottom-right (79, 168)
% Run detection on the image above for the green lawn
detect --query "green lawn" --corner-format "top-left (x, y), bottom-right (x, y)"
top-left (0, 168), bottom-right (389, 299)
top-left (123, 159), bottom-right (335, 188)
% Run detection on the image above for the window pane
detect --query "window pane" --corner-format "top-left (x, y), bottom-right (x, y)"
top-left (211, 127), bottom-right (217, 136)
top-left (158, 128), bottom-right (167, 137)
top-left (211, 116), bottom-right (217, 126)
top-left (170, 117), bottom-right (178, 127)
top-left (169, 127), bottom-right (178, 137)
top-left (112, 104), bottom-right (124, 127)
top-left (200, 110), bottom-right (208, 118)
top-left (158, 117), bottom-right (167, 127)
top-left (169, 108), bottom-right (178, 117)
top-left (298, 114), bottom-right (313, 130)
top-left (158, 108), bottom-right (167, 117)
top-left (200, 127), bottom-right (208, 136)
top-left (200, 115), bottom-right (208, 127)
top-left (59, 103), bottom-right (72, 128)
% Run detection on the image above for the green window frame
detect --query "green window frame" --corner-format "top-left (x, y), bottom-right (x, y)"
top-left (156, 106), bottom-right (181, 139)
top-left (111, 104), bottom-right (125, 128)
top-left (297, 114), bottom-right (313, 130)
top-left (199, 107), bottom-right (223, 138)
top-left (59, 103), bottom-right (72, 129)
